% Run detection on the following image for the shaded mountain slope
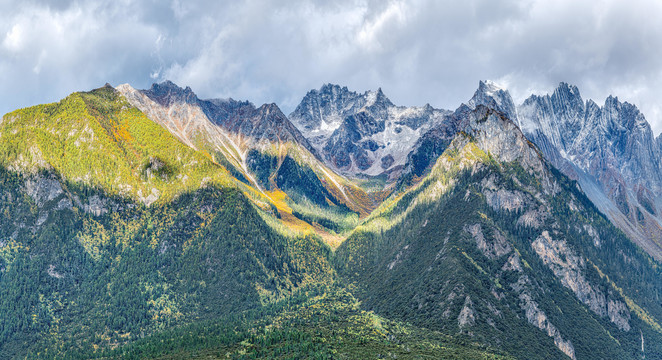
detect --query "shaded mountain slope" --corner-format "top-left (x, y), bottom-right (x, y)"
top-left (117, 82), bottom-right (376, 245)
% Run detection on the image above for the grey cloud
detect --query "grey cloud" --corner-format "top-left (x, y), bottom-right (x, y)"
top-left (1, 0), bottom-right (662, 134)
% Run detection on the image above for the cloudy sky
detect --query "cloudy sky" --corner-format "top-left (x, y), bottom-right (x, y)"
top-left (2, 0), bottom-right (662, 133)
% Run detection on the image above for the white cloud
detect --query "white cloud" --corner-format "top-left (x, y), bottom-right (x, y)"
top-left (0, 1), bottom-right (162, 111)
top-left (1, 0), bottom-right (662, 134)
top-left (3, 24), bottom-right (23, 52)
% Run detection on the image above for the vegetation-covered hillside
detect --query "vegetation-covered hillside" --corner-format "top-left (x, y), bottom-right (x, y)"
top-left (1, 86), bottom-right (661, 360)
top-left (0, 85), bottom-right (234, 204)
top-left (0, 88), bottom-right (334, 357)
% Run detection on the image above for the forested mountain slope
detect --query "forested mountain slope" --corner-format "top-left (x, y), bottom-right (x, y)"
top-left (0, 86), bottom-right (333, 357)
top-left (0, 81), bottom-right (661, 359)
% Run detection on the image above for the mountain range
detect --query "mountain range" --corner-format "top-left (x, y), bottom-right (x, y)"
top-left (0, 79), bottom-right (661, 359)
top-left (289, 84), bottom-right (450, 180)
top-left (517, 83), bottom-right (662, 260)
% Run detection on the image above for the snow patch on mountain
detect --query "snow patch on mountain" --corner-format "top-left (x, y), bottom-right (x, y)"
top-left (290, 84), bottom-right (450, 178)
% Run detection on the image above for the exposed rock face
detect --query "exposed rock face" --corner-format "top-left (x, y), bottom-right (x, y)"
top-left (57, 197), bottom-right (73, 210)
top-left (140, 80), bottom-right (199, 107)
top-left (517, 208), bottom-right (546, 228)
top-left (25, 175), bottom-right (63, 207)
top-left (289, 84), bottom-right (450, 177)
top-left (517, 82), bottom-right (662, 260)
top-left (202, 100), bottom-right (316, 154)
top-left (47, 264), bottom-right (64, 279)
top-left (583, 224), bottom-right (601, 247)
top-left (532, 231), bottom-right (630, 331)
top-left (608, 299), bottom-right (632, 332)
top-left (502, 253), bottom-right (523, 272)
top-left (398, 106), bottom-right (466, 185)
top-left (467, 80), bottom-right (518, 123)
top-left (23, 174), bottom-right (75, 227)
top-left (517, 289), bottom-right (577, 360)
top-left (445, 104), bottom-right (554, 194)
top-left (457, 296), bottom-right (476, 329)
top-left (126, 81), bottom-right (316, 154)
top-left (452, 80), bottom-right (662, 261)
top-left (117, 82), bottom-right (226, 152)
top-left (481, 176), bottom-right (527, 212)
top-left (400, 81), bottom-right (551, 190)
top-left (21, 172), bottom-right (112, 225)
top-left (464, 224), bottom-right (510, 259)
top-left (81, 195), bottom-right (109, 216)
top-left (507, 274), bottom-right (577, 360)
top-left (387, 244), bottom-right (409, 270)
top-left (289, 83), bottom-right (370, 146)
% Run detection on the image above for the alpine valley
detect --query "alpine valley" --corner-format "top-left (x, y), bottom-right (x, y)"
top-left (0, 79), bottom-right (661, 360)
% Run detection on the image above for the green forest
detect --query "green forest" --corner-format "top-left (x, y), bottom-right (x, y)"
top-left (0, 86), bottom-right (661, 359)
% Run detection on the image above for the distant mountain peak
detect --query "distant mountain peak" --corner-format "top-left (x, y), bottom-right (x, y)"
top-left (473, 80), bottom-right (508, 99)
top-left (606, 94), bottom-right (619, 103)
top-left (517, 82), bottom-right (662, 260)
top-left (477, 79), bottom-right (503, 93)
top-left (260, 102), bottom-right (280, 112)
top-left (290, 83), bottom-right (449, 177)
top-left (468, 80), bottom-right (518, 124)
top-left (553, 81), bottom-right (583, 101)
top-left (256, 102), bottom-right (288, 121)
top-left (144, 80), bottom-right (198, 107)
top-left (150, 80), bottom-right (184, 92)
top-left (289, 84), bottom-right (367, 140)
top-left (364, 87), bottom-right (393, 108)
top-left (556, 81), bottom-right (577, 91)
top-left (319, 83), bottom-right (350, 94)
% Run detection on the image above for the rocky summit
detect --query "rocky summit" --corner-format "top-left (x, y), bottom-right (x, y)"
top-left (0, 80), bottom-right (661, 360)
top-left (517, 82), bottom-right (662, 260)
top-left (289, 84), bottom-right (450, 179)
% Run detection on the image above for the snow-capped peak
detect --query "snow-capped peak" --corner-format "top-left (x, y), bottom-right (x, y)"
top-left (478, 80), bottom-right (505, 96)
top-left (363, 87), bottom-right (393, 109)
top-left (365, 90), bottom-right (378, 106)
top-left (289, 83), bottom-right (449, 177)
top-left (468, 80), bottom-right (518, 124)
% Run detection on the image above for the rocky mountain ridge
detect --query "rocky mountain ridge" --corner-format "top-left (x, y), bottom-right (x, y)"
top-left (389, 79), bottom-right (662, 261)
top-left (289, 84), bottom-right (450, 179)
top-left (121, 79), bottom-right (662, 263)
top-left (515, 82), bottom-right (662, 260)
top-left (121, 81), bottom-right (318, 156)
top-left (117, 81), bottom-right (376, 240)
